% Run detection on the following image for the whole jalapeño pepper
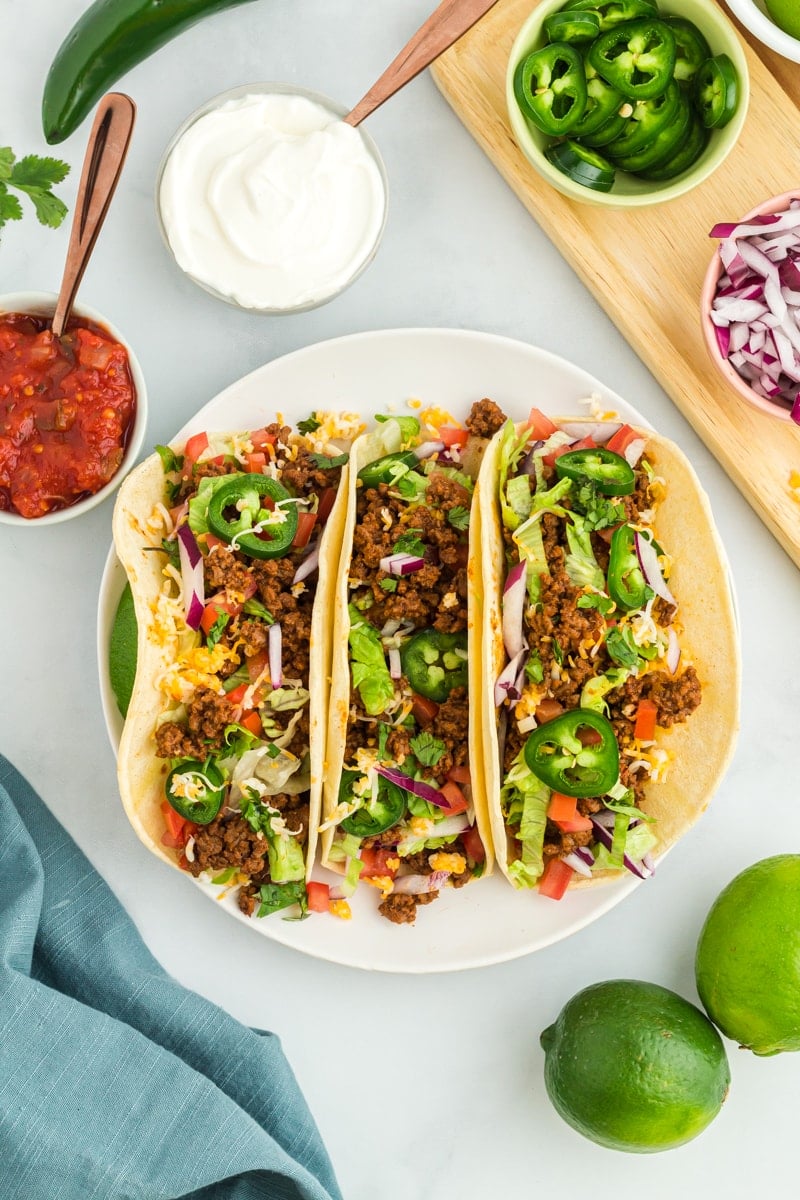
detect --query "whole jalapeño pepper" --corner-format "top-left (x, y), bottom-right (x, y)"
top-left (524, 709), bottom-right (619, 798)
top-left (587, 19), bottom-right (677, 100)
top-left (514, 43), bottom-right (588, 136)
top-left (400, 630), bottom-right (468, 703)
top-left (607, 524), bottom-right (648, 611)
top-left (206, 473), bottom-right (299, 559)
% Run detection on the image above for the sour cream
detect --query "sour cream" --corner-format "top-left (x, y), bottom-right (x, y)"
top-left (158, 90), bottom-right (387, 311)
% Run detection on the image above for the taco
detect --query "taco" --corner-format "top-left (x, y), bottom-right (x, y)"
top-left (479, 410), bottom-right (739, 898)
top-left (320, 399), bottom-right (508, 923)
top-left (113, 417), bottom-right (354, 919)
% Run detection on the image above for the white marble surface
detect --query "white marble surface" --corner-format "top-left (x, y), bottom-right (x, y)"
top-left (2, 1), bottom-right (798, 1195)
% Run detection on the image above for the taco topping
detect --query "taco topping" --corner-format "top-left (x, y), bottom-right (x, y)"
top-left (145, 420), bottom-right (349, 919)
top-left (493, 415), bottom-right (701, 895)
top-left (324, 401), bottom-right (502, 923)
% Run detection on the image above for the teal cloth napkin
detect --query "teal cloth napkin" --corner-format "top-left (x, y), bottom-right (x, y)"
top-left (0, 754), bottom-right (343, 1200)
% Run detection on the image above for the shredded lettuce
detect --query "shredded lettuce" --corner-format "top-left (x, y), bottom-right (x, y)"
top-left (256, 880), bottom-right (307, 920)
top-left (497, 422), bottom-right (535, 533)
top-left (375, 413), bottom-right (420, 444)
top-left (580, 667), bottom-right (631, 713)
top-left (505, 473), bottom-right (532, 522)
top-left (187, 473), bottom-right (240, 537)
top-left (593, 821), bottom-right (658, 873)
top-left (501, 750), bottom-right (551, 888)
top-left (512, 476), bottom-right (572, 603)
top-left (348, 605), bottom-right (395, 716)
top-left (564, 515), bottom-right (605, 591)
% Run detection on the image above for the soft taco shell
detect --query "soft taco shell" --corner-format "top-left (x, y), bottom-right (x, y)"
top-left (321, 426), bottom-right (494, 875)
top-left (479, 420), bottom-right (740, 888)
top-left (113, 437), bottom-right (349, 877)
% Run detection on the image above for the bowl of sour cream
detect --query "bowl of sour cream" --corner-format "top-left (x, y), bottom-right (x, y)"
top-left (156, 82), bottom-right (389, 314)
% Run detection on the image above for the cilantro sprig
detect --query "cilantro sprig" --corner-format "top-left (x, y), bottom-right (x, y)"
top-left (0, 148), bottom-right (70, 237)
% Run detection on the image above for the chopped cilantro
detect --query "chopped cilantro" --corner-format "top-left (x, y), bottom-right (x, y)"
top-left (605, 626), bottom-right (640, 669)
top-left (379, 578), bottom-right (398, 593)
top-left (573, 481), bottom-right (625, 532)
top-left (309, 452), bottom-right (348, 470)
top-left (297, 413), bottom-right (322, 434)
top-left (409, 731), bottom-right (446, 767)
top-left (393, 530), bottom-right (426, 557)
top-left (377, 723), bottom-right (391, 758)
top-left (162, 537), bottom-right (181, 571)
top-left (266, 742), bottom-right (281, 759)
top-left (395, 470), bottom-right (428, 500)
top-left (447, 505), bottom-right (471, 532)
top-left (577, 592), bottom-right (615, 616)
top-left (205, 611), bottom-right (229, 649)
top-left (552, 638), bottom-right (564, 666)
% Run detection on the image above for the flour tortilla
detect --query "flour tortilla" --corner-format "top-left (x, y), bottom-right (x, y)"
top-left (478, 420), bottom-right (740, 888)
top-left (321, 426), bottom-right (494, 875)
top-left (113, 437), bottom-right (349, 877)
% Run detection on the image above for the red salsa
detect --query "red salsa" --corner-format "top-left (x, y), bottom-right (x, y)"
top-left (0, 312), bottom-right (136, 518)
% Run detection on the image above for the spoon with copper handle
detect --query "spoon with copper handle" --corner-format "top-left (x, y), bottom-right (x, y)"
top-left (51, 92), bottom-right (136, 338)
top-left (344, 0), bottom-right (500, 127)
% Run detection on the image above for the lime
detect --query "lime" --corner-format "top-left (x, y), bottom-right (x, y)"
top-left (540, 980), bottom-right (730, 1152)
top-left (696, 855), bottom-right (800, 1055)
top-left (764, 0), bottom-right (800, 40)
top-left (109, 581), bottom-right (138, 719)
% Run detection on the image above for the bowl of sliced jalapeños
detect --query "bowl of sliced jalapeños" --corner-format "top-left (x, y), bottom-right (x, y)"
top-left (506, 0), bottom-right (749, 205)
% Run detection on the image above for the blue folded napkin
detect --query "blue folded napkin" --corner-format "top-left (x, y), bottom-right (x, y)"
top-left (0, 754), bottom-right (343, 1200)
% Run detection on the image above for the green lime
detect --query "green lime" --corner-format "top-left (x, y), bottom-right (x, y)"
top-left (764, 0), bottom-right (800, 39)
top-left (696, 855), bottom-right (800, 1055)
top-left (109, 581), bottom-right (138, 719)
top-left (540, 980), bottom-right (730, 1152)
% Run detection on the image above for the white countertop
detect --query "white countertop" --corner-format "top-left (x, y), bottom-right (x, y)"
top-left (2, 1), bottom-right (798, 1195)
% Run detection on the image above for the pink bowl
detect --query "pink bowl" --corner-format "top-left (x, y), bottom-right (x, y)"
top-left (700, 188), bottom-right (800, 423)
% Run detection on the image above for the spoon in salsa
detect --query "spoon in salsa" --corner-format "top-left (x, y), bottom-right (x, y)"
top-left (344, 0), bottom-right (500, 127)
top-left (51, 92), bottom-right (136, 338)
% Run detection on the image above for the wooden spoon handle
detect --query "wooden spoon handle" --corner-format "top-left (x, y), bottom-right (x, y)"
top-left (51, 93), bottom-right (136, 338)
top-left (344, 0), bottom-right (500, 126)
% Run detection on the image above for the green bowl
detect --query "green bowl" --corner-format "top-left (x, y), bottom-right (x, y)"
top-left (506, 0), bottom-right (750, 207)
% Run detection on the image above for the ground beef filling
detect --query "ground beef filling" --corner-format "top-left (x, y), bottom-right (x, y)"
top-left (156, 434), bottom-right (343, 909)
top-left (502, 452), bottom-right (701, 862)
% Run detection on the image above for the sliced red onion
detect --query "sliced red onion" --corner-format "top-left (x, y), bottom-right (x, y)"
top-left (379, 553), bottom-right (426, 576)
top-left (666, 626), bottom-right (681, 675)
top-left (292, 544), bottom-right (320, 584)
top-left (559, 422), bottom-right (621, 444)
top-left (589, 816), bottom-right (652, 880)
top-left (388, 646), bottom-right (402, 680)
top-left (177, 524), bottom-right (204, 630)
top-left (494, 648), bottom-right (528, 707)
top-left (376, 766), bottom-right (452, 810)
top-left (572, 844), bottom-right (596, 868)
top-left (635, 531), bottom-right (677, 608)
top-left (391, 870), bottom-right (450, 895)
top-left (622, 437), bottom-right (646, 468)
top-left (563, 850), bottom-right (593, 878)
top-left (268, 622), bottom-right (282, 689)
top-left (381, 619), bottom-right (402, 637)
top-left (414, 440), bottom-right (445, 460)
top-left (502, 559), bottom-right (528, 659)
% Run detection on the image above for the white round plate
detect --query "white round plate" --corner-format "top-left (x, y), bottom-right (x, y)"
top-left (99, 326), bottom-right (663, 973)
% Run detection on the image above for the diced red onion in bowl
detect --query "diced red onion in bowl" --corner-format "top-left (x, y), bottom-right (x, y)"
top-left (177, 524), bottom-right (205, 630)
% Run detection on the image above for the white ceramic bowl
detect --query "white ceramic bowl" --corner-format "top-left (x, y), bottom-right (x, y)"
top-left (724, 0), bottom-right (800, 62)
top-left (0, 291), bottom-right (148, 526)
top-left (155, 82), bottom-right (389, 315)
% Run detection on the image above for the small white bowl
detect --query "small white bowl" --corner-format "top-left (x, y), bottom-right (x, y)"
top-left (155, 82), bottom-right (389, 315)
top-left (724, 0), bottom-right (800, 62)
top-left (0, 291), bottom-right (148, 526)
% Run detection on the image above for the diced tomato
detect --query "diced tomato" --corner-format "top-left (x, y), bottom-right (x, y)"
top-left (446, 763), bottom-right (472, 785)
top-left (292, 511), bottom-right (318, 549)
top-left (595, 523), bottom-right (622, 545)
top-left (535, 698), bottom-right (564, 724)
top-left (548, 792), bottom-right (578, 823)
top-left (177, 853), bottom-right (192, 872)
top-left (245, 451), bottom-right (266, 473)
top-left (200, 599), bottom-right (239, 636)
top-left (439, 426), bottom-right (469, 447)
top-left (316, 486), bottom-right (338, 525)
top-left (225, 683), bottom-right (249, 707)
top-left (411, 693), bottom-right (439, 726)
top-left (240, 710), bottom-right (263, 737)
top-left (306, 882), bottom-right (331, 912)
top-left (247, 648), bottom-right (269, 682)
top-left (538, 857), bottom-right (574, 900)
top-left (359, 848), bottom-right (398, 878)
top-left (543, 434), bottom-right (596, 469)
top-left (578, 726), bottom-right (603, 747)
top-left (554, 815), bottom-right (594, 833)
top-left (160, 800), bottom-right (197, 850)
top-left (606, 424), bottom-right (640, 457)
top-left (249, 427), bottom-right (277, 449)
top-left (527, 407), bottom-right (559, 439)
top-left (460, 823), bottom-right (486, 864)
top-left (204, 532), bottom-right (226, 551)
top-left (439, 780), bottom-right (469, 815)
top-left (181, 431), bottom-right (209, 478)
top-left (634, 697), bottom-right (658, 741)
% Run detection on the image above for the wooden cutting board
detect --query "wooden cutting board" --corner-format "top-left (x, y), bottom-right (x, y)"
top-left (431, 0), bottom-right (800, 567)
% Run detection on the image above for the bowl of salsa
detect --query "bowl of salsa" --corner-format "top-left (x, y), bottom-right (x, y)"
top-left (0, 291), bottom-right (147, 524)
